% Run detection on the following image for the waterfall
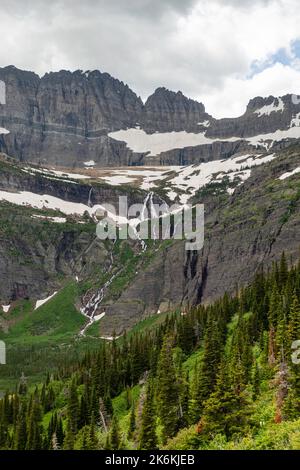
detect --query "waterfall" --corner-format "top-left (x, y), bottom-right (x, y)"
top-left (88, 187), bottom-right (93, 207)
top-left (79, 239), bottom-right (123, 336)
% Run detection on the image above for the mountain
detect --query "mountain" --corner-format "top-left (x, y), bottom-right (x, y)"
top-left (1, 66), bottom-right (300, 167)
top-left (1, 68), bottom-right (300, 454)
top-left (1, 143), bottom-right (300, 337)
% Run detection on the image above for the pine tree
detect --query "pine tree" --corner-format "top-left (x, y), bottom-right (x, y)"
top-left (67, 378), bottom-right (79, 434)
top-left (288, 292), bottom-right (300, 343)
top-left (127, 402), bottom-right (136, 441)
top-left (201, 361), bottom-right (252, 439)
top-left (197, 315), bottom-right (223, 407)
top-left (26, 391), bottom-right (42, 450)
top-left (14, 403), bottom-right (27, 450)
top-left (252, 361), bottom-right (260, 400)
top-left (156, 335), bottom-right (180, 443)
top-left (110, 415), bottom-right (120, 450)
top-left (138, 382), bottom-right (157, 450)
top-left (63, 422), bottom-right (75, 450)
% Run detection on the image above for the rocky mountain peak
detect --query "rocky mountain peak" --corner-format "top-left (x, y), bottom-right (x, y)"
top-left (0, 65), bottom-right (300, 167)
top-left (141, 86), bottom-right (209, 133)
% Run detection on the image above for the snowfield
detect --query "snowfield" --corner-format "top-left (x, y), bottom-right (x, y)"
top-left (31, 214), bottom-right (67, 223)
top-left (98, 153), bottom-right (276, 204)
top-left (254, 98), bottom-right (284, 117)
top-left (279, 167), bottom-right (300, 180)
top-left (1, 305), bottom-right (10, 313)
top-left (108, 128), bottom-right (241, 156)
top-left (108, 111), bottom-right (300, 157)
top-left (35, 292), bottom-right (57, 310)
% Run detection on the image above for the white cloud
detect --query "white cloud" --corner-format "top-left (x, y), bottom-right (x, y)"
top-left (0, 0), bottom-right (299, 117)
top-left (202, 63), bottom-right (300, 118)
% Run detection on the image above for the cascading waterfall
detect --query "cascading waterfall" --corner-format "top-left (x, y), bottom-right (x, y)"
top-left (88, 187), bottom-right (93, 207)
top-left (78, 191), bottom-right (178, 336)
top-left (79, 240), bottom-right (123, 336)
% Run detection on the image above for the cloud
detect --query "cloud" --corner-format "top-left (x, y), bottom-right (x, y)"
top-left (0, 0), bottom-right (299, 117)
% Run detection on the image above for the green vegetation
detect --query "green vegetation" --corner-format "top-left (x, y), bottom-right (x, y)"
top-left (1, 253), bottom-right (300, 450)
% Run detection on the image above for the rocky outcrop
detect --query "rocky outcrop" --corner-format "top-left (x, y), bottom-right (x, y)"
top-left (140, 87), bottom-right (211, 133)
top-left (1, 66), bottom-right (300, 167)
top-left (0, 66), bottom-right (143, 167)
top-left (99, 147), bottom-right (300, 334)
top-left (206, 95), bottom-right (300, 139)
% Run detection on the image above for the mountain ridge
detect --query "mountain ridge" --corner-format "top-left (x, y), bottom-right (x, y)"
top-left (1, 65), bottom-right (300, 167)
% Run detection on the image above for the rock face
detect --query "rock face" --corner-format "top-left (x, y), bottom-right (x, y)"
top-left (0, 66), bottom-right (143, 167)
top-left (140, 87), bottom-right (211, 133)
top-left (98, 146), bottom-right (300, 334)
top-left (1, 66), bottom-right (300, 167)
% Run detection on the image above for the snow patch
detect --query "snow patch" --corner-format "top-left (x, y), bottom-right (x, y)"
top-left (279, 167), bottom-right (300, 180)
top-left (35, 292), bottom-right (57, 310)
top-left (1, 305), bottom-right (10, 313)
top-left (83, 160), bottom-right (95, 167)
top-left (32, 214), bottom-right (66, 223)
top-left (100, 175), bottom-right (137, 186)
top-left (94, 312), bottom-right (106, 322)
top-left (254, 98), bottom-right (284, 117)
top-left (165, 153), bottom-right (275, 204)
top-left (109, 121), bottom-right (300, 157)
top-left (23, 166), bottom-right (90, 180)
top-left (108, 128), bottom-right (241, 157)
top-left (291, 113), bottom-right (300, 127)
top-left (197, 120), bottom-right (210, 127)
top-left (0, 127), bottom-right (9, 135)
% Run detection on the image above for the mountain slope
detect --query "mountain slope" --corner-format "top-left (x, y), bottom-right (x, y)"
top-left (0, 144), bottom-right (300, 337)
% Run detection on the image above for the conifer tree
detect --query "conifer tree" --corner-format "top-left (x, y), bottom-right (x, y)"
top-left (201, 361), bottom-right (252, 439)
top-left (67, 378), bottom-right (79, 434)
top-left (288, 292), bottom-right (300, 343)
top-left (110, 415), bottom-right (120, 450)
top-left (156, 335), bottom-right (180, 443)
top-left (127, 403), bottom-right (136, 440)
top-left (14, 403), bottom-right (27, 450)
top-left (26, 392), bottom-right (42, 450)
top-left (138, 382), bottom-right (157, 450)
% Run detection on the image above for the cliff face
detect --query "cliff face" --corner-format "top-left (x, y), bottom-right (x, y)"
top-left (1, 66), bottom-right (300, 167)
top-left (99, 146), bottom-right (300, 334)
top-left (140, 87), bottom-right (210, 133)
top-left (0, 66), bottom-right (143, 166)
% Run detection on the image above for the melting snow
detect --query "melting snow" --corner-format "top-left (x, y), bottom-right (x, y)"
top-left (197, 120), bottom-right (210, 127)
top-left (165, 153), bottom-right (275, 203)
top-left (109, 121), bottom-right (300, 157)
top-left (94, 312), bottom-right (106, 322)
top-left (291, 113), bottom-right (300, 127)
top-left (99, 335), bottom-right (121, 341)
top-left (35, 292), bottom-right (57, 310)
top-left (254, 98), bottom-right (284, 117)
top-left (23, 166), bottom-right (90, 180)
top-left (84, 160), bottom-right (95, 167)
top-left (100, 175), bottom-right (137, 186)
top-left (108, 128), bottom-right (241, 157)
top-left (246, 126), bottom-right (300, 150)
top-left (279, 167), bottom-right (300, 180)
top-left (32, 214), bottom-right (66, 223)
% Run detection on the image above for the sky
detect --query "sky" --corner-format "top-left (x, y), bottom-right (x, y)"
top-left (0, 0), bottom-right (300, 117)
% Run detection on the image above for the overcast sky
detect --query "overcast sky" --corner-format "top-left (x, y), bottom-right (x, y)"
top-left (0, 0), bottom-right (300, 117)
